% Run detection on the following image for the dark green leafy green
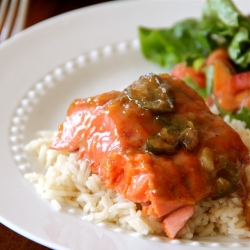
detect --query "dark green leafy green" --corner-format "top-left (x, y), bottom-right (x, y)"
top-left (139, 0), bottom-right (250, 70)
top-left (201, 0), bottom-right (250, 70)
top-left (228, 27), bottom-right (250, 70)
top-left (139, 20), bottom-right (212, 67)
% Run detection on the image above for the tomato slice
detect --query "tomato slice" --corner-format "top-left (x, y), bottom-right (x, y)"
top-left (235, 90), bottom-right (250, 109)
top-left (206, 47), bottom-right (229, 65)
top-left (213, 61), bottom-right (232, 96)
top-left (230, 71), bottom-right (250, 94)
top-left (171, 63), bottom-right (206, 88)
top-left (213, 61), bottom-right (250, 111)
top-left (205, 47), bottom-right (235, 73)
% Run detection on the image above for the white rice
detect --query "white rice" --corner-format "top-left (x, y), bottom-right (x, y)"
top-left (24, 118), bottom-right (250, 239)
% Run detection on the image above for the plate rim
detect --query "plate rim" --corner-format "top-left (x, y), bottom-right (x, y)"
top-left (1, 0), bottom-right (249, 249)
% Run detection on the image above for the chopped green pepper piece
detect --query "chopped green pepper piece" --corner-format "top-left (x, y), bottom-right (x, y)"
top-left (146, 134), bottom-right (176, 155)
top-left (146, 114), bottom-right (199, 154)
top-left (213, 157), bottom-right (240, 199)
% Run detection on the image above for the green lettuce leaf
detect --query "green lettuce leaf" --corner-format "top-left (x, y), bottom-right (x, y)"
top-left (201, 0), bottom-right (243, 34)
top-left (228, 27), bottom-right (250, 70)
top-left (139, 20), bottom-right (212, 67)
top-left (139, 0), bottom-right (250, 70)
top-left (202, 0), bottom-right (250, 70)
top-left (204, 65), bottom-right (214, 96)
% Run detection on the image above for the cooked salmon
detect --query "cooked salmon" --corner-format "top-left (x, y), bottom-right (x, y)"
top-left (51, 73), bottom-right (250, 238)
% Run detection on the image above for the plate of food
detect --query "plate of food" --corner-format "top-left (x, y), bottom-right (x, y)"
top-left (0, 0), bottom-right (249, 249)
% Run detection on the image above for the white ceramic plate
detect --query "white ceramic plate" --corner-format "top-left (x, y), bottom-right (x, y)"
top-left (0, 1), bottom-right (249, 249)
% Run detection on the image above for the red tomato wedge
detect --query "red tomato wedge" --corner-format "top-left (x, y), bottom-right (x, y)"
top-left (213, 61), bottom-right (233, 96)
top-left (230, 72), bottom-right (250, 94)
top-left (171, 63), bottom-right (206, 88)
top-left (51, 74), bottom-right (250, 238)
top-left (205, 47), bottom-right (229, 66)
top-left (205, 47), bottom-right (236, 75)
top-left (213, 61), bottom-right (250, 111)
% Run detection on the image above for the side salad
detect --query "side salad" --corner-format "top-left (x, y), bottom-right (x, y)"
top-left (139, 0), bottom-right (250, 128)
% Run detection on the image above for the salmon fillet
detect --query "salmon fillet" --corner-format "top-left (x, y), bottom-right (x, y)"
top-left (51, 73), bottom-right (250, 238)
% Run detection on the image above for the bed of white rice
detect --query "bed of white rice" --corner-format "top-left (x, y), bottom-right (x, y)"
top-left (24, 117), bottom-right (250, 239)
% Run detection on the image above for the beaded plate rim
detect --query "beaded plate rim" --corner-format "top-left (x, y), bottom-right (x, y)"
top-left (8, 39), bottom-right (249, 248)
